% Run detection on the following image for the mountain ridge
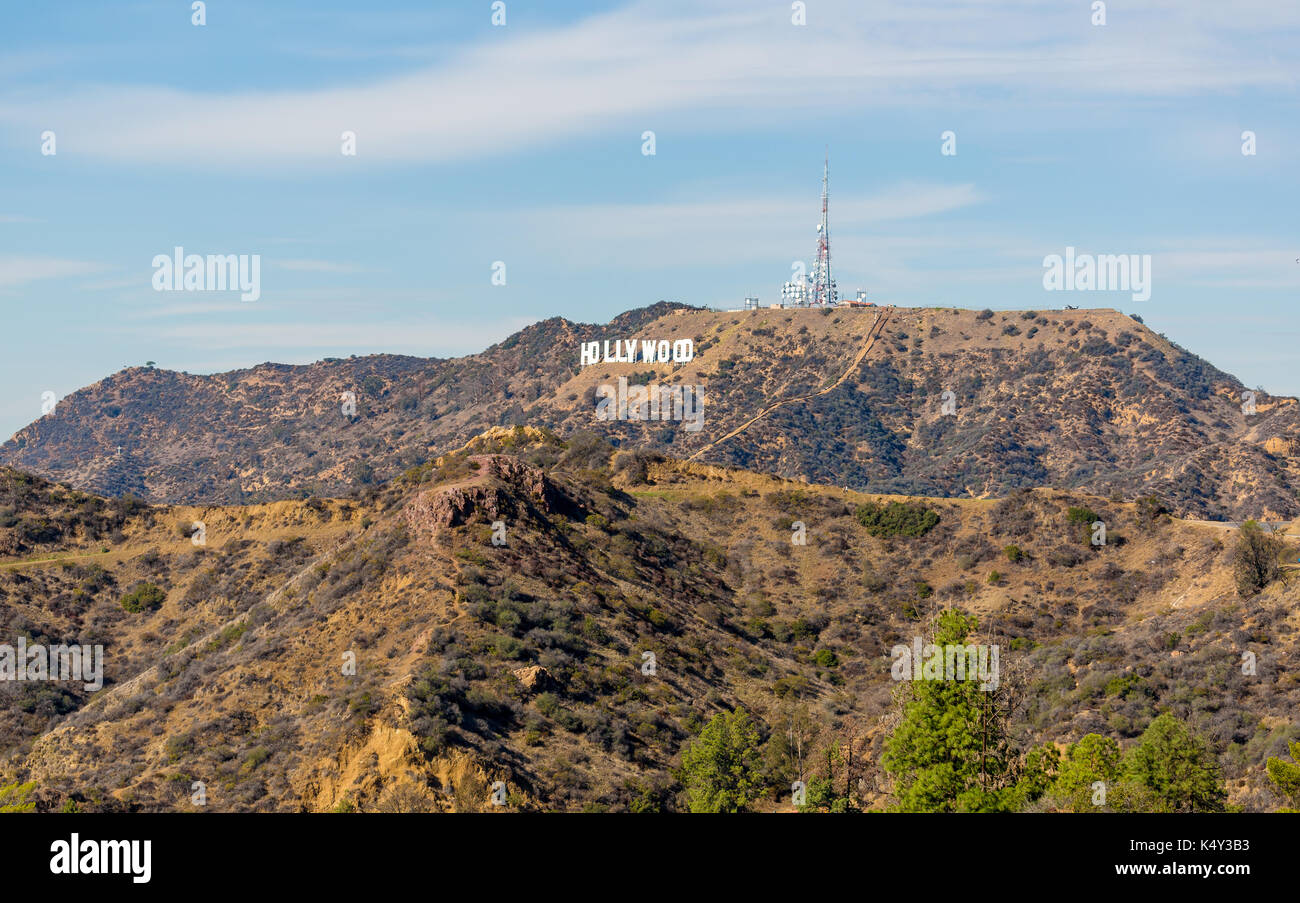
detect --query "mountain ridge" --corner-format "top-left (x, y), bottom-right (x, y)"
top-left (4, 303), bottom-right (1297, 520)
top-left (2, 427), bottom-right (1296, 812)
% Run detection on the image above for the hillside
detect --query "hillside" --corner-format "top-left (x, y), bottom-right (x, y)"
top-left (2, 429), bottom-right (1297, 812)
top-left (3, 304), bottom-right (1298, 519)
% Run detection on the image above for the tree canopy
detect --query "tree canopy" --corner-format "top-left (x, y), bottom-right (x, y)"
top-left (679, 708), bottom-right (764, 813)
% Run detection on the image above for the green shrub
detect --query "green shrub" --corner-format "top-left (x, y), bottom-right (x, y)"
top-left (120, 582), bottom-right (166, 613)
top-left (1136, 495), bottom-right (1170, 523)
top-left (0, 781), bottom-right (36, 812)
top-left (164, 733), bottom-right (194, 763)
top-left (205, 621), bottom-right (249, 652)
top-left (812, 648), bottom-right (838, 668)
top-left (855, 501), bottom-right (939, 538)
top-left (534, 692), bottom-right (560, 717)
top-left (240, 746), bottom-right (271, 774)
top-left (1066, 506), bottom-right (1100, 526)
top-left (1066, 506), bottom-right (1102, 545)
top-left (1266, 741), bottom-right (1300, 812)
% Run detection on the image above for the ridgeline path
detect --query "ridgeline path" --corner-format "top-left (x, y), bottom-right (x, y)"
top-left (687, 307), bottom-right (891, 463)
top-left (0, 549), bottom-right (117, 570)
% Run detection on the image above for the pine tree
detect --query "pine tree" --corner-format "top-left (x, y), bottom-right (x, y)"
top-left (679, 708), bottom-right (764, 813)
top-left (882, 609), bottom-right (1021, 811)
top-left (1048, 733), bottom-right (1121, 812)
top-left (1122, 713), bottom-right (1226, 812)
top-left (1265, 741), bottom-right (1300, 812)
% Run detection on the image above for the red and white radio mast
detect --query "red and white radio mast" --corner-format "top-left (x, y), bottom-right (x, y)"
top-left (810, 148), bottom-right (837, 306)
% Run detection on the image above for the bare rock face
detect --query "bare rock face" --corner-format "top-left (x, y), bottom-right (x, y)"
top-left (511, 665), bottom-right (556, 694)
top-left (403, 455), bottom-right (561, 539)
top-left (474, 454), bottom-right (558, 504)
top-left (405, 484), bottom-right (510, 536)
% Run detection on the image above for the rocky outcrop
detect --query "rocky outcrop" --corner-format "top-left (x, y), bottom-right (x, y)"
top-left (511, 665), bottom-right (557, 694)
top-left (403, 454), bottom-right (563, 538)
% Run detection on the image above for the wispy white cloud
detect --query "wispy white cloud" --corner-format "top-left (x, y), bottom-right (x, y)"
top-left (273, 259), bottom-right (367, 273)
top-left (2, 0), bottom-right (1294, 168)
top-left (1156, 248), bottom-right (1299, 273)
top-left (503, 182), bottom-right (987, 267)
top-left (112, 285), bottom-right (446, 319)
top-left (123, 300), bottom-right (257, 318)
top-left (142, 318), bottom-right (534, 355)
top-left (77, 275), bottom-right (140, 292)
top-left (1153, 245), bottom-right (1300, 288)
top-left (0, 256), bottom-right (105, 288)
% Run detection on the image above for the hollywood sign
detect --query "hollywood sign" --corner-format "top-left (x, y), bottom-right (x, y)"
top-left (580, 338), bottom-right (694, 366)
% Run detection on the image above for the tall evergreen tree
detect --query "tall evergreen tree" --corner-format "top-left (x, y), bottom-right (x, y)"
top-left (1122, 713), bottom-right (1226, 812)
top-left (883, 609), bottom-right (1023, 811)
top-left (1048, 733), bottom-right (1122, 812)
top-left (679, 708), bottom-right (764, 813)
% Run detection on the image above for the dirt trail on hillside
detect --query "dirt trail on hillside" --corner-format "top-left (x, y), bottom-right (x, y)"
top-left (1183, 519), bottom-right (1297, 534)
top-left (687, 307), bottom-right (891, 462)
top-left (0, 549), bottom-right (117, 570)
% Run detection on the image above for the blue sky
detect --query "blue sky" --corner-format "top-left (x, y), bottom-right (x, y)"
top-left (1, 0), bottom-right (1297, 439)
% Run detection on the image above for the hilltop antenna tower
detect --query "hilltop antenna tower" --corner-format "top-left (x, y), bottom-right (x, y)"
top-left (780, 150), bottom-right (841, 307)
top-left (811, 148), bottom-right (836, 306)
